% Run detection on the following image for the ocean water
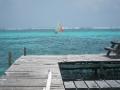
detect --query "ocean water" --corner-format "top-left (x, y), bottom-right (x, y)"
top-left (0, 29), bottom-right (120, 75)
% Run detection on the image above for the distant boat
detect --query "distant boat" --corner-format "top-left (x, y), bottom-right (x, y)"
top-left (55, 24), bottom-right (64, 33)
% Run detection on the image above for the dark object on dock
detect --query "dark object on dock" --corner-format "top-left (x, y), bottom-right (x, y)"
top-left (104, 41), bottom-right (120, 57)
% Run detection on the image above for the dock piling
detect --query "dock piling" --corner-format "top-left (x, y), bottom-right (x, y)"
top-left (8, 51), bottom-right (12, 66)
top-left (24, 47), bottom-right (26, 56)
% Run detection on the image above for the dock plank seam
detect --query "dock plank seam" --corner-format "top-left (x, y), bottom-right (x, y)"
top-left (73, 81), bottom-right (78, 90)
top-left (83, 80), bottom-right (89, 90)
top-left (104, 80), bottom-right (112, 88)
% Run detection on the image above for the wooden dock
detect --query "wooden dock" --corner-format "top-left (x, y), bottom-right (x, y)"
top-left (0, 54), bottom-right (120, 90)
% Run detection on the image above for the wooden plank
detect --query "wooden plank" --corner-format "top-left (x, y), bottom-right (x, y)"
top-left (105, 80), bottom-right (120, 88)
top-left (104, 47), bottom-right (115, 51)
top-left (64, 81), bottom-right (76, 90)
top-left (0, 87), bottom-right (43, 90)
top-left (95, 80), bottom-right (111, 90)
top-left (4, 72), bottom-right (61, 79)
top-left (1, 55), bottom-right (120, 90)
top-left (116, 80), bottom-right (120, 84)
top-left (3, 55), bottom-right (64, 90)
top-left (111, 41), bottom-right (120, 45)
top-left (51, 79), bottom-right (64, 87)
top-left (50, 87), bottom-right (65, 90)
top-left (85, 81), bottom-right (99, 90)
top-left (74, 81), bottom-right (88, 90)
top-left (0, 79), bottom-right (46, 87)
top-left (7, 66), bottom-right (60, 72)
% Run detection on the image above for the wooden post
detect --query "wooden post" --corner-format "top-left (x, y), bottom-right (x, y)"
top-left (94, 69), bottom-right (98, 79)
top-left (100, 62), bottom-right (104, 79)
top-left (24, 47), bottom-right (26, 56)
top-left (8, 51), bottom-right (12, 66)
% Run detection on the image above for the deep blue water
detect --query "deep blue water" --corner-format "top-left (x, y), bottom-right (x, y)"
top-left (0, 29), bottom-right (120, 75)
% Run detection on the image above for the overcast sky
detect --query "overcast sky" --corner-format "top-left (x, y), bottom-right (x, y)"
top-left (0, 0), bottom-right (120, 28)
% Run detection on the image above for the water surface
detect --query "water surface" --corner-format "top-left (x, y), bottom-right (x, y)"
top-left (0, 29), bottom-right (120, 75)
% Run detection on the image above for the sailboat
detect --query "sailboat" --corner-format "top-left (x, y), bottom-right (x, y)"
top-left (55, 24), bottom-right (64, 33)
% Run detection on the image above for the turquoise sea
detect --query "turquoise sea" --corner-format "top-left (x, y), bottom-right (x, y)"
top-left (0, 29), bottom-right (120, 75)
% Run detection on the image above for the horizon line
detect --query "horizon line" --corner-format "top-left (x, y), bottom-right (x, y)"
top-left (1, 27), bottom-right (120, 30)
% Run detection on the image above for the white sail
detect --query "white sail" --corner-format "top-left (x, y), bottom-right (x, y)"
top-left (55, 24), bottom-right (64, 33)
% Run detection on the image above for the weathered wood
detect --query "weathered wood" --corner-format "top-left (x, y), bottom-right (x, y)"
top-left (116, 80), bottom-right (120, 84)
top-left (1, 55), bottom-right (65, 90)
top-left (108, 41), bottom-right (117, 56)
top-left (1, 54), bottom-right (120, 90)
top-left (23, 47), bottom-right (26, 56)
top-left (111, 41), bottom-right (120, 45)
top-left (8, 51), bottom-right (13, 66)
top-left (74, 81), bottom-right (88, 90)
top-left (105, 80), bottom-right (120, 88)
top-left (64, 81), bottom-right (76, 90)
top-left (85, 81), bottom-right (99, 90)
top-left (95, 80), bottom-right (110, 90)
top-left (0, 87), bottom-right (43, 90)
top-left (105, 41), bottom-right (120, 56)
top-left (0, 78), bottom-right (46, 87)
top-left (4, 72), bottom-right (62, 79)
top-left (105, 47), bottom-right (115, 56)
